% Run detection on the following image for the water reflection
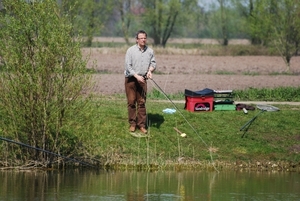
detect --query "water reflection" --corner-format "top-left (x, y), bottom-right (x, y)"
top-left (0, 169), bottom-right (299, 201)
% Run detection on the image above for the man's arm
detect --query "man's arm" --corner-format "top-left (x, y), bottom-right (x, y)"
top-left (146, 51), bottom-right (156, 79)
top-left (146, 66), bottom-right (155, 79)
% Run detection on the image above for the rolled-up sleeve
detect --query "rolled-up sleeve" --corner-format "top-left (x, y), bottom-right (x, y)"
top-left (149, 50), bottom-right (156, 70)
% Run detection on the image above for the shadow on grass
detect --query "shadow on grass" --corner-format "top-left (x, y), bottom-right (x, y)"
top-left (147, 113), bottom-right (165, 129)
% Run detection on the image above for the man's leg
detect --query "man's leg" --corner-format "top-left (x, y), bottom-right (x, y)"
top-left (125, 77), bottom-right (137, 130)
top-left (136, 81), bottom-right (147, 132)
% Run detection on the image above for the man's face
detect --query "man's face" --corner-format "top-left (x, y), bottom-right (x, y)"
top-left (136, 33), bottom-right (147, 47)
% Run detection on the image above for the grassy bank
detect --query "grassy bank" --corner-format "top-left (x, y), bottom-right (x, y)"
top-left (1, 86), bottom-right (300, 171)
top-left (86, 87), bottom-right (300, 172)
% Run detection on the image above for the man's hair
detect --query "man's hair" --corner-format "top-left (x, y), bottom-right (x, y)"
top-left (135, 30), bottom-right (147, 39)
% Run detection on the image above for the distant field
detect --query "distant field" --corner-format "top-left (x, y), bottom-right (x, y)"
top-left (92, 37), bottom-right (251, 45)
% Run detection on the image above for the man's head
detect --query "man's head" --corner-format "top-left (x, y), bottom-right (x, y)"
top-left (135, 30), bottom-right (147, 48)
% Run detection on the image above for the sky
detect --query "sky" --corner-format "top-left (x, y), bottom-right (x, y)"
top-left (198, 0), bottom-right (219, 10)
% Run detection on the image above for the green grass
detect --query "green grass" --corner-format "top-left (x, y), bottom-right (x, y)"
top-left (234, 87), bottom-right (300, 102)
top-left (242, 71), bottom-right (260, 76)
top-left (147, 87), bottom-right (300, 102)
top-left (85, 89), bottom-right (300, 170)
top-left (1, 86), bottom-right (300, 170)
top-left (215, 70), bottom-right (236, 75)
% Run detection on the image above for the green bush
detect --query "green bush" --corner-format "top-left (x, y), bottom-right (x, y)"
top-left (0, 0), bottom-right (96, 167)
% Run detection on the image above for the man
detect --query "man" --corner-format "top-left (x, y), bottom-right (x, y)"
top-left (124, 30), bottom-right (156, 134)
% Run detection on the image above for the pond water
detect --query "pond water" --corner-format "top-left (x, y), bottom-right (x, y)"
top-left (0, 169), bottom-right (299, 201)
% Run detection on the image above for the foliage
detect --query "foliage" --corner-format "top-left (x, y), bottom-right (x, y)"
top-left (141, 0), bottom-right (197, 47)
top-left (249, 0), bottom-right (300, 72)
top-left (0, 0), bottom-right (95, 167)
top-left (116, 0), bottom-right (139, 45)
top-left (60, 0), bottom-right (114, 47)
top-left (231, 0), bottom-right (263, 44)
top-left (45, 0), bottom-right (300, 59)
top-left (171, 0), bottom-right (203, 38)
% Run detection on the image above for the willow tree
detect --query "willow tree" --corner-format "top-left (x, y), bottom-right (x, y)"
top-left (0, 0), bottom-right (94, 167)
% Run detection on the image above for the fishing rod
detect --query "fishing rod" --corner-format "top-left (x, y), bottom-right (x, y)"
top-left (0, 136), bottom-right (95, 167)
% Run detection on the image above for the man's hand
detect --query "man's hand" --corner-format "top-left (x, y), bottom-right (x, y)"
top-left (146, 66), bottom-right (155, 79)
top-left (134, 74), bottom-right (146, 83)
top-left (146, 71), bottom-right (153, 79)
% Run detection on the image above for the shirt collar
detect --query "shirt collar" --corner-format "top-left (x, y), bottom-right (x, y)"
top-left (136, 44), bottom-right (147, 52)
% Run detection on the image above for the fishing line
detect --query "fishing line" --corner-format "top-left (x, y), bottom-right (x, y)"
top-left (150, 79), bottom-right (208, 146)
top-left (149, 78), bottom-right (218, 172)
top-left (0, 136), bottom-right (95, 167)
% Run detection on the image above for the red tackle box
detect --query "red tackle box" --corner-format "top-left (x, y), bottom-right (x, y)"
top-left (184, 89), bottom-right (214, 112)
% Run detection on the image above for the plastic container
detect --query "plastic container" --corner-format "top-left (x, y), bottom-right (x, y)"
top-left (214, 104), bottom-right (236, 111)
top-left (184, 89), bottom-right (214, 112)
